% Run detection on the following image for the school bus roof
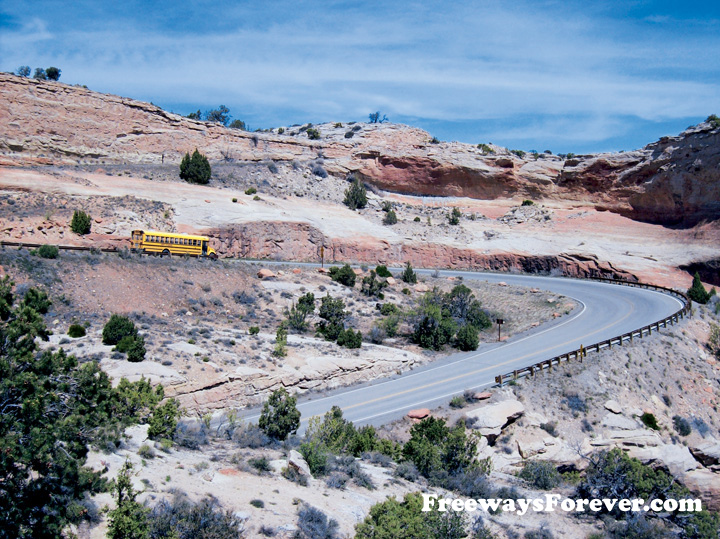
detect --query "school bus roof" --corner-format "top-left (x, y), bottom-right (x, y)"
top-left (133, 230), bottom-right (211, 241)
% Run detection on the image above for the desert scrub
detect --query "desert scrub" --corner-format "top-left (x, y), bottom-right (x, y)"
top-left (67, 324), bottom-right (86, 338)
top-left (35, 245), bottom-right (59, 259)
top-left (70, 210), bottom-right (92, 235)
top-left (245, 187), bottom-right (257, 195)
top-left (519, 460), bottom-right (561, 490)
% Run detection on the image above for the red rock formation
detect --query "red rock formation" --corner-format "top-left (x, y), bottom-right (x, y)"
top-left (2, 72), bottom-right (718, 227)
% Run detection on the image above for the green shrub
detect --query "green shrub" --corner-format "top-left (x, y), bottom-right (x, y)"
top-left (21, 288), bottom-right (51, 314)
top-left (640, 412), bottom-right (659, 430)
top-left (282, 465), bottom-right (308, 486)
top-left (232, 197), bottom-right (237, 203)
top-left (306, 128), bottom-right (320, 140)
top-left (477, 143), bottom-right (494, 155)
top-left (273, 324), bottom-right (287, 357)
top-left (455, 323), bottom-right (479, 351)
top-left (126, 335), bottom-right (146, 362)
top-left (258, 387), bottom-right (301, 441)
top-left (413, 216), bottom-right (421, 222)
top-left (577, 448), bottom-right (684, 517)
top-left (70, 210), bottom-right (92, 235)
top-left (379, 302), bottom-right (399, 316)
top-left (375, 265), bottom-right (392, 278)
top-left (329, 264), bottom-right (356, 287)
top-left (402, 417), bottom-right (478, 479)
top-left (102, 314), bottom-right (137, 345)
top-left (449, 395), bottom-right (466, 409)
top-left (138, 444), bottom-right (155, 459)
top-left (36, 244), bottom-right (59, 259)
top-left (356, 493), bottom-right (466, 539)
top-left (249, 326), bottom-right (260, 335)
top-left (337, 328), bottom-right (362, 348)
top-left (67, 324), bottom-right (86, 338)
top-left (382, 209), bottom-right (398, 225)
top-left (361, 270), bottom-right (387, 297)
top-left (510, 149), bottom-right (526, 158)
top-left (448, 207), bottom-right (461, 225)
top-left (248, 456), bottom-right (272, 473)
top-left (522, 199), bottom-right (534, 206)
top-left (316, 294), bottom-right (348, 341)
top-left (706, 114), bottom-right (720, 128)
top-left (250, 499), bottom-right (265, 508)
top-left (179, 149), bottom-right (211, 184)
top-left (402, 262), bottom-right (417, 284)
top-left (115, 334), bottom-right (136, 353)
top-left (148, 493), bottom-right (242, 538)
top-left (147, 398), bottom-right (180, 440)
top-left (688, 272), bottom-right (711, 304)
top-left (519, 460), bottom-right (561, 490)
top-left (343, 178), bottom-right (367, 210)
top-left (245, 187), bottom-right (257, 195)
top-left (299, 441), bottom-right (329, 476)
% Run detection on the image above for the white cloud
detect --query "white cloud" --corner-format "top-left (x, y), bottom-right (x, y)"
top-left (1, 1), bottom-right (718, 149)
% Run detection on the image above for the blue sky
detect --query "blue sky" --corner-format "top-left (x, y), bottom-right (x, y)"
top-left (2, 1), bottom-right (718, 153)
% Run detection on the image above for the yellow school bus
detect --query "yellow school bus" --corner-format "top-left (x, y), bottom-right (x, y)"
top-left (131, 230), bottom-right (217, 258)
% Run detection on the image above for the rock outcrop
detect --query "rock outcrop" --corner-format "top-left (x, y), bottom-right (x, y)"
top-left (2, 73), bottom-right (718, 227)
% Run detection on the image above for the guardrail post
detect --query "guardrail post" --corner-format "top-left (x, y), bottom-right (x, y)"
top-left (513, 370), bottom-right (518, 380)
top-left (495, 375), bottom-right (503, 387)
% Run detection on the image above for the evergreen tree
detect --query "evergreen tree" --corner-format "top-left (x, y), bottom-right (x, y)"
top-left (179, 149), bottom-right (211, 184)
top-left (688, 272), bottom-right (711, 304)
top-left (107, 462), bottom-right (149, 539)
top-left (343, 178), bottom-right (367, 210)
top-left (0, 279), bottom-right (177, 538)
top-left (45, 67), bottom-right (61, 81)
top-left (70, 210), bottom-right (92, 235)
top-left (258, 387), bottom-right (300, 441)
top-left (316, 294), bottom-right (348, 341)
top-left (402, 261), bottom-right (417, 284)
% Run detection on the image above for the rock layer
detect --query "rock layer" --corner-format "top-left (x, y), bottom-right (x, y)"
top-left (2, 73), bottom-right (719, 227)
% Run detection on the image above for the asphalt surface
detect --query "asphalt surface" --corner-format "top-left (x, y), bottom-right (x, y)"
top-left (238, 268), bottom-right (684, 431)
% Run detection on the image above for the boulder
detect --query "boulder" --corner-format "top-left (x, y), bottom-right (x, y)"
top-left (628, 444), bottom-right (699, 477)
top-left (679, 468), bottom-right (720, 511)
top-left (689, 439), bottom-right (720, 467)
top-left (466, 399), bottom-right (524, 441)
top-left (516, 434), bottom-right (548, 459)
top-left (407, 408), bottom-right (431, 420)
top-left (292, 268), bottom-right (302, 274)
top-left (591, 429), bottom-right (662, 448)
top-left (473, 391), bottom-right (492, 401)
top-left (257, 268), bottom-right (276, 279)
top-left (601, 413), bottom-right (640, 430)
top-left (414, 283), bottom-right (429, 293)
top-left (288, 450), bottom-right (312, 477)
top-left (386, 277), bottom-right (396, 285)
top-left (604, 400), bottom-right (623, 414)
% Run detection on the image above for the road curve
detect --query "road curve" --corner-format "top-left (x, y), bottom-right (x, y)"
top-left (240, 269), bottom-right (683, 431)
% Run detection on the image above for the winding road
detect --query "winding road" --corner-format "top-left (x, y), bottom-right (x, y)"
top-left (240, 269), bottom-right (684, 431)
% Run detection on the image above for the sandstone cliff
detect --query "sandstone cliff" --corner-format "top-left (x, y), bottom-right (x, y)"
top-left (1, 73), bottom-right (718, 227)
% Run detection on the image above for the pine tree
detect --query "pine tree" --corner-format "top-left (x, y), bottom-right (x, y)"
top-left (687, 272), bottom-right (710, 304)
top-left (343, 178), bottom-right (367, 210)
top-left (179, 149), bottom-right (211, 184)
top-left (107, 462), bottom-right (150, 539)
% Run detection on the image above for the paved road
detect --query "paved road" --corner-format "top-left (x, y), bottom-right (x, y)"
top-left (239, 268), bottom-right (683, 431)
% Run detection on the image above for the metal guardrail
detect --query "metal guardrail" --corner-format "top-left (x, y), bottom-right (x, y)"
top-left (493, 277), bottom-right (692, 386)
